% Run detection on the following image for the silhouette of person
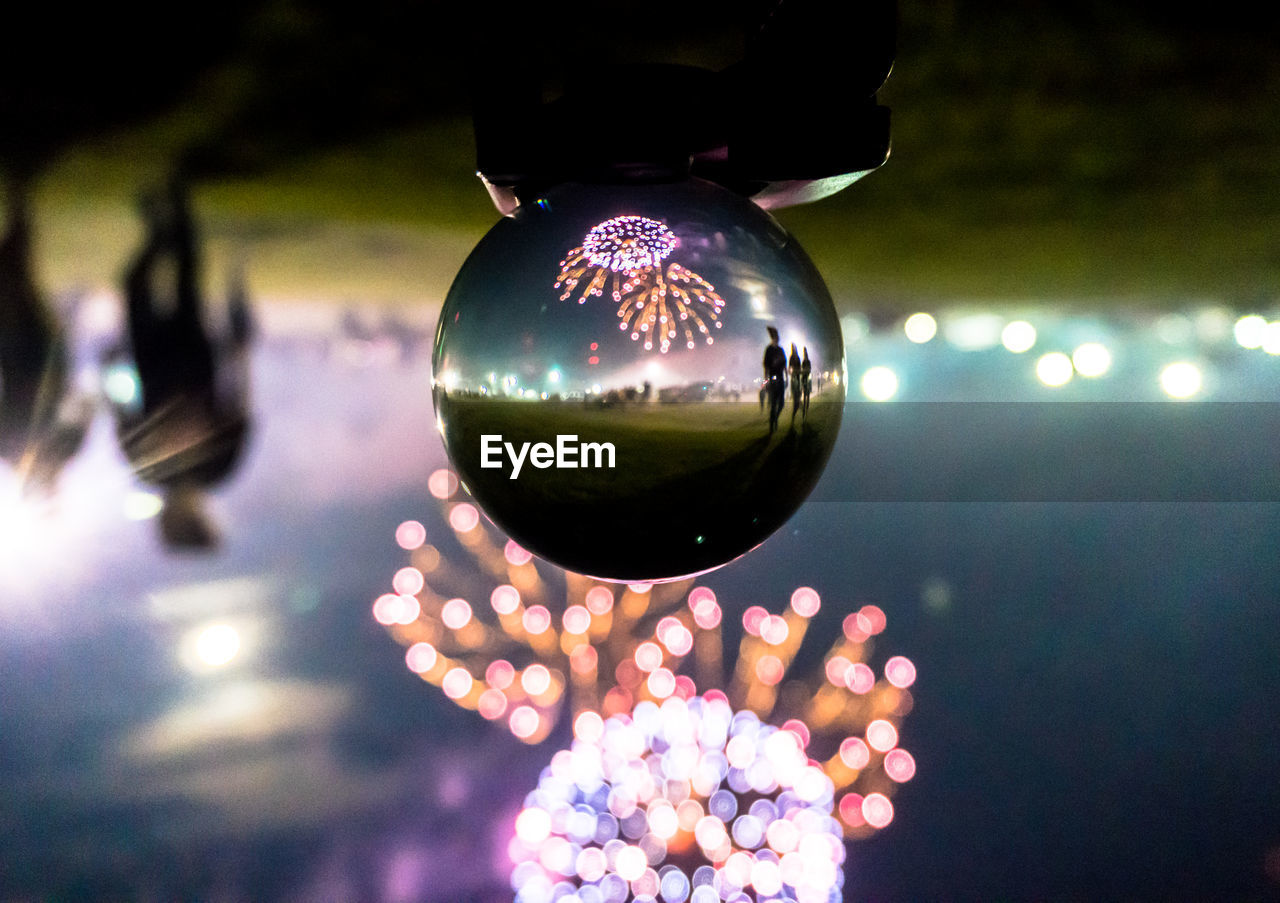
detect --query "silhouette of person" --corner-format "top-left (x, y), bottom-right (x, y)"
top-left (762, 325), bottom-right (787, 434)
top-left (0, 174), bottom-right (91, 492)
top-left (801, 346), bottom-right (812, 418)
top-left (114, 178), bottom-right (252, 550)
top-left (788, 343), bottom-right (802, 426)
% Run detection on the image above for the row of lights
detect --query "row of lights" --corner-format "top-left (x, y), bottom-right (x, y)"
top-left (861, 351), bottom-right (1199, 402)
top-left (904, 311), bottom-right (1280, 355)
top-left (1234, 315), bottom-right (1280, 353)
top-left (855, 309), bottom-right (1280, 401)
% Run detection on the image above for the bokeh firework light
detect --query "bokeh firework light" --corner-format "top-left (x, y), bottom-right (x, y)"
top-left (376, 468), bottom-right (698, 745)
top-left (614, 585), bottom-right (915, 841)
top-left (375, 469), bottom-right (916, 845)
top-left (554, 215), bottom-right (725, 354)
top-left (509, 693), bottom-right (846, 903)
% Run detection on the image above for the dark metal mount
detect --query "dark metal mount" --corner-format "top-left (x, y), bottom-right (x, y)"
top-left (470, 0), bottom-right (896, 214)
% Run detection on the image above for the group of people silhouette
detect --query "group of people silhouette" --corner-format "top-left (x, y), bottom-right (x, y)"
top-left (761, 325), bottom-right (811, 434)
top-left (0, 172), bottom-right (252, 550)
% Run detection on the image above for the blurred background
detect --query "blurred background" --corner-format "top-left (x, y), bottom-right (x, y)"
top-left (2, 0), bottom-right (1279, 900)
top-left (10, 0), bottom-right (1278, 306)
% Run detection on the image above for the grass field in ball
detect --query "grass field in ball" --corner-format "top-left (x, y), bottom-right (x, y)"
top-left (436, 397), bottom-right (842, 579)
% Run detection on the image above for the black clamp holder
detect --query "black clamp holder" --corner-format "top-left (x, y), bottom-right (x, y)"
top-left (469, 0), bottom-right (896, 215)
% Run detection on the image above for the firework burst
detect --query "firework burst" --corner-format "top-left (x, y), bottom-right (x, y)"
top-left (554, 216), bottom-right (725, 354)
top-left (375, 469), bottom-right (915, 844)
top-left (376, 469), bottom-right (697, 745)
top-left (510, 694), bottom-right (848, 903)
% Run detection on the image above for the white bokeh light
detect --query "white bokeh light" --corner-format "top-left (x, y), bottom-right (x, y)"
top-left (1160, 362), bottom-right (1203, 399)
top-left (194, 624), bottom-right (241, 668)
top-left (1262, 321), bottom-right (1280, 356)
top-left (1233, 314), bottom-right (1268, 349)
top-left (123, 491), bottom-right (164, 521)
top-left (509, 695), bottom-right (845, 903)
top-left (903, 312), bottom-right (937, 344)
top-left (1035, 352), bottom-right (1074, 387)
top-left (1071, 343), bottom-right (1112, 378)
top-left (1000, 320), bottom-right (1037, 353)
top-left (860, 366), bottom-right (898, 402)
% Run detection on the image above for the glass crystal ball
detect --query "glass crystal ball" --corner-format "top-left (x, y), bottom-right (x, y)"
top-left (433, 178), bottom-right (845, 582)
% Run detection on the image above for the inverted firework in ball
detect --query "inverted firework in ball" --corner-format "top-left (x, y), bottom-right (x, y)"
top-left (555, 215), bottom-right (725, 354)
top-left (510, 694), bottom-right (847, 903)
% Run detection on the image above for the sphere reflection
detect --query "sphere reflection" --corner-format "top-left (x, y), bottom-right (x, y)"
top-left (434, 179), bottom-right (845, 582)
